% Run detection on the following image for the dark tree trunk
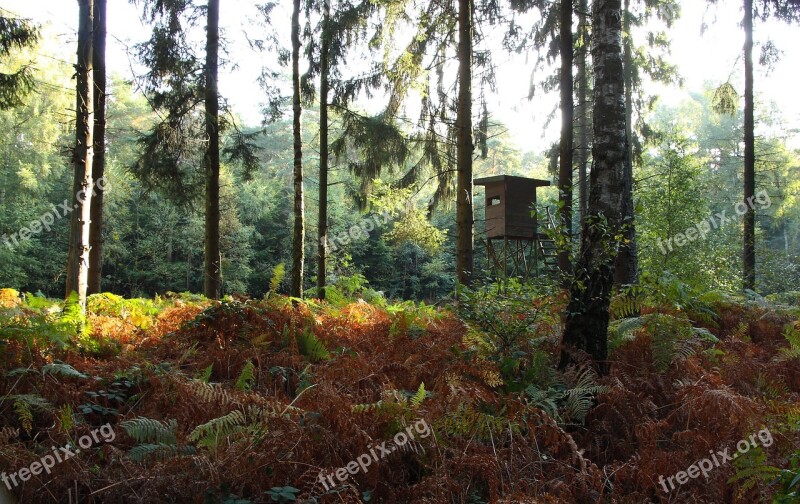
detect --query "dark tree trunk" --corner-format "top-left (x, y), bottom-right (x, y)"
top-left (455, 0), bottom-right (474, 286)
top-left (317, 0), bottom-right (330, 300)
top-left (560, 0), bottom-right (627, 376)
top-left (203, 0), bottom-right (221, 300)
top-left (576, 0), bottom-right (590, 227)
top-left (88, 0), bottom-right (106, 295)
top-left (613, 0), bottom-right (638, 287)
top-left (290, 0), bottom-right (305, 298)
top-left (558, 0), bottom-right (574, 281)
top-left (743, 0), bottom-right (756, 291)
top-left (66, 0), bottom-right (94, 312)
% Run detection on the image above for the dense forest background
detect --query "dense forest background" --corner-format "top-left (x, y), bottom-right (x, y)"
top-left (0, 28), bottom-right (797, 301)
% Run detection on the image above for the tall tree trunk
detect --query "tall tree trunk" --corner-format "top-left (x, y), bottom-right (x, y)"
top-left (290, 0), bottom-right (305, 298)
top-left (317, 0), bottom-right (330, 300)
top-left (203, 0), bottom-right (221, 300)
top-left (558, 0), bottom-right (574, 282)
top-left (66, 0), bottom-right (94, 313)
top-left (455, 0), bottom-right (474, 286)
top-left (743, 0), bottom-right (756, 291)
top-left (560, 0), bottom-right (627, 376)
top-left (88, 0), bottom-right (106, 295)
top-left (576, 0), bottom-right (589, 227)
top-left (613, 0), bottom-right (638, 286)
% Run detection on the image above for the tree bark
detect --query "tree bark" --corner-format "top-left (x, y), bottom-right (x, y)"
top-left (743, 0), bottom-right (756, 291)
top-left (290, 0), bottom-right (305, 298)
top-left (613, 0), bottom-right (638, 287)
top-left (66, 0), bottom-right (94, 312)
top-left (558, 0), bottom-right (574, 281)
top-left (455, 0), bottom-right (474, 286)
top-left (317, 0), bottom-right (330, 300)
top-left (560, 0), bottom-right (627, 376)
top-left (88, 0), bottom-right (106, 295)
top-left (576, 0), bottom-right (589, 227)
top-left (203, 0), bottom-right (221, 300)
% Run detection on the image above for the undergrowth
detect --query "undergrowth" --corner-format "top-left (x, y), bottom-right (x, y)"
top-left (0, 280), bottom-right (798, 503)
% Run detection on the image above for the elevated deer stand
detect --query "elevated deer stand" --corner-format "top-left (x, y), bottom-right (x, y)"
top-left (474, 175), bottom-right (554, 282)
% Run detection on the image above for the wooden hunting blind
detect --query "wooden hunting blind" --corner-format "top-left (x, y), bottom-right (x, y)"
top-left (474, 175), bottom-right (555, 281)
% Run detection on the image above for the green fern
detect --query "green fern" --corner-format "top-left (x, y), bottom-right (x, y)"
top-left (13, 399), bottom-right (33, 435)
top-left (269, 263), bottom-right (285, 294)
top-left (779, 323), bottom-right (800, 361)
top-left (728, 446), bottom-right (781, 497)
top-left (562, 366), bottom-right (609, 424)
top-left (188, 410), bottom-right (247, 448)
top-left (296, 330), bottom-right (330, 362)
top-left (121, 417), bottom-right (178, 445)
top-left (235, 361), bottom-right (256, 391)
top-left (410, 382), bottom-right (426, 409)
top-left (128, 443), bottom-right (196, 463)
top-left (42, 361), bottom-right (89, 379)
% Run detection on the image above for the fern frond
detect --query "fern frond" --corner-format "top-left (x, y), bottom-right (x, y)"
top-left (128, 443), bottom-right (196, 463)
top-left (235, 361), bottom-right (256, 391)
top-left (296, 330), bottom-right (330, 362)
top-left (121, 417), bottom-right (178, 445)
top-left (184, 379), bottom-right (235, 406)
top-left (42, 361), bottom-right (89, 379)
top-left (188, 410), bottom-right (247, 447)
top-left (410, 382), bottom-right (426, 409)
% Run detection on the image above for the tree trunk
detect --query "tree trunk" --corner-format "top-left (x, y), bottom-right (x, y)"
top-left (613, 0), bottom-right (638, 287)
top-left (66, 0), bottom-right (94, 313)
top-left (88, 0), bottom-right (106, 295)
top-left (558, 0), bottom-right (574, 281)
top-left (743, 0), bottom-right (756, 291)
top-left (203, 0), bottom-right (221, 300)
top-left (290, 0), bottom-right (305, 298)
top-left (317, 0), bottom-right (330, 300)
top-left (576, 0), bottom-right (589, 227)
top-left (455, 0), bottom-right (474, 286)
top-left (559, 0), bottom-right (627, 376)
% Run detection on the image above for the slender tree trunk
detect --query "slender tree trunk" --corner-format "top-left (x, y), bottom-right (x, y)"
top-left (558, 0), bottom-right (574, 282)
top-left (577, 0), bottom-right (589, 227)
top-left (560, 0), bottom-right (627, 376)
top-left (88, 0), bottom-right (106, 295)
top-left (743, 0), bottom-right (756, 291)
top-left (317, 0), bottom-right (330, 300)
top-left (203, 0), bottom-right (221, 300)
top-left (290, 0), bottom-right (305, 298)
top-left (455, 0), bottom-right (474, 286)
top-left (613, 0), bottom-right (638, 286)
top-left (66, 0), bottom-right (94, 313)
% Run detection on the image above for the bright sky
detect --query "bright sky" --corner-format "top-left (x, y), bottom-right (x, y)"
top-left (2, 0), bottom-right (799, 152)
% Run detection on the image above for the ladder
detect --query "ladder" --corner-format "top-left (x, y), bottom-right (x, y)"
top-left (538, 207), bottom-right (559, 275)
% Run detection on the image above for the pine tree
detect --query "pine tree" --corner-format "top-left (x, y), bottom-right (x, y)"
top-left (88, 0), bottom-right (106, 295)
top-left (65, 0), bottom-right (95, 312)
top-left (0, 9), bottom-right (38, 110)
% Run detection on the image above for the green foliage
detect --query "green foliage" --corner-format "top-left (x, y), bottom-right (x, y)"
top-left (265, 486), bottom-right (300, 502)
top-left (234, 361), bottom-right (256, 391)
top-left (269, 263), bottom-right (285, 294)
top-left (296, 330), bottom-right (330, 362)
top-left (188, 410), bottom-right (247, 449)
top-left (121, 417), bottom-right (178, 445)
top-left (712, 82), bottom-right (738, 116)
top-left (778, 323), bottom-right (800, 361)
top-left (728, 446), bottom-right (781, 497)
top-left (774, 452), bottom-right (800, 503)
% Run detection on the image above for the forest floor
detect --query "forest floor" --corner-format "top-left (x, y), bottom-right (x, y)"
top-left (0, 282), bottom-right (799, 503)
